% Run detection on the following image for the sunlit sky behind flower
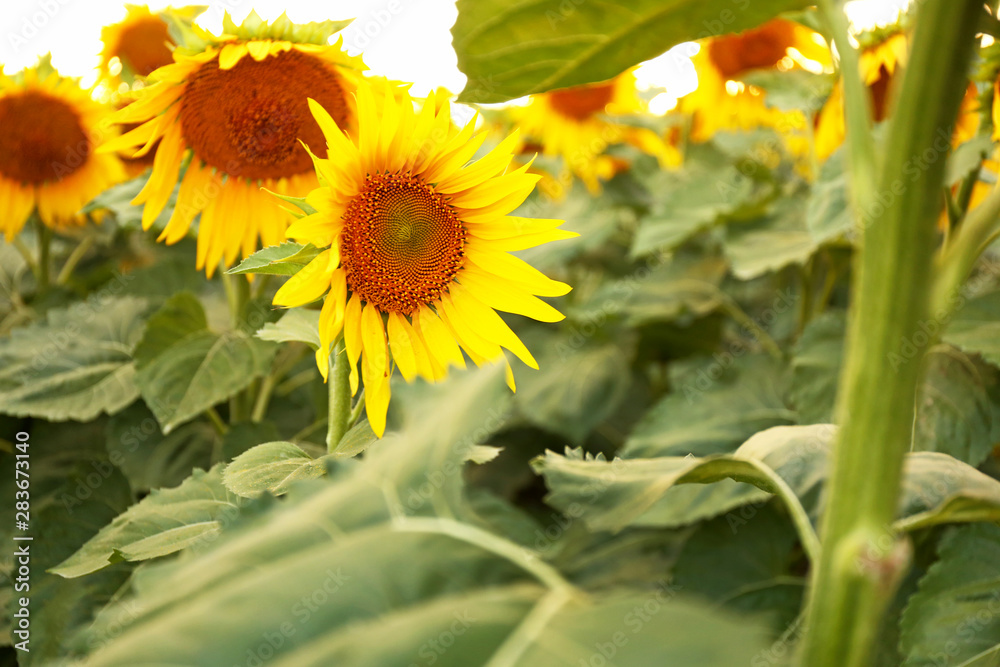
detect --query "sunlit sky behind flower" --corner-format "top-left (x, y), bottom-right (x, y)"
top-left (1, 0), bottom-right (912, 103)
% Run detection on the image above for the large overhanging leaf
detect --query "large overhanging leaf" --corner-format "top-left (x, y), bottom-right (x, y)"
top-left (452, 0), bottom-right (814, 103)
top-left (60, 365), bottom-right (771, 665)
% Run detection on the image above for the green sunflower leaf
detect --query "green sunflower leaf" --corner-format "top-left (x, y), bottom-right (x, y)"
top-left (900, 524), bottom-right (1000, 666)
top-left (227, 242), bottom-right (322, 276)
top-left (222, 441), bottom-right (328, 498)
top-left (51, 464), bottom-right (240, 578)
top-left (0, 296), bottom-right (148, 421)
top-left (453, 0), bottom-right (813, 103)
top-left (134, 293), bottom-right (277, 432)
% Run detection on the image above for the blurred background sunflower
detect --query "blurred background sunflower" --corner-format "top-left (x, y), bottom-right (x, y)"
top-left (507, 71), bottom-right (681, 195)
top-left (101, 12), bottom-right (367, 276)
top-left (0, 57), bottom-right (123, 240)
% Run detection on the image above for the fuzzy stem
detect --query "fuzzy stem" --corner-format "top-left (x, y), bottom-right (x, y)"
top-left (799, 2), bottom-right (983, 665)
top-left (326, 340), bottom-right (352, 453)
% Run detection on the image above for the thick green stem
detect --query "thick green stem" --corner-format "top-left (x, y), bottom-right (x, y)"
top-left (326, 340), bottom-right (352, 453)
top-left (799, 3), bottom-right (982, 666)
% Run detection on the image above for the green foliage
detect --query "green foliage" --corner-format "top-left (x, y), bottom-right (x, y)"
top-left (51, 465), bottom-right (239, 578)
top-left (64, 367), bottom-right (771, 666)
top-left (134, 293), bottom-right (277, 432)
top-left (624, 355), bottom-right (795, 458)
top-left (10, 3), bottom-right (1000, 664)
top-left (452, 0), bottom-right (812, 102)
top-left (900, 524), bottom-right (1000, 666)
top-left (257, 309), bottom-right (322, 348)
top-left (222, 441), bottom-right (329, 498)
top-left (0, 296), bottom-right (148, 421)
top-left (227, 242), bottom-right (321, 276)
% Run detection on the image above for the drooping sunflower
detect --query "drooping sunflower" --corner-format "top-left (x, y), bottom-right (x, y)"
top-left (99, 5), bottom-right (203, 91)
top-left (100, 12), bottom-right (366, 276)
top-left (509, 71), bottom-right (679, 193)
top-left (679, 18), bottom-right (831, 145)
top-left (0, 58), bottom-right (124, 240)
top-left (273, 82), bottom-right (577, 436)
top-left (814, 28), bottom-right (908, 160)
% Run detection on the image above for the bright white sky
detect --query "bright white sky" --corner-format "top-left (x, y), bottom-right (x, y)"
top-left (0, 0), bottom-right (912, 103)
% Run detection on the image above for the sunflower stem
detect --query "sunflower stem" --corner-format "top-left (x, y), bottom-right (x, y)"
top-left (799, 2), bottom-right (982, 665)
top-left (205, 407), bottom-right (229, 436)
top-left (817, 0), bottom-right (878, 219)
top-left (11, 236), bottom-right (38, 282)
top-left (326, 339), bottom-right (352, 453)
top-left (223, 269), bottom-right (253, 423)
top-left (932, 183), bottom-right (1000, 317)
top-left (56, 235), bottom-right (95, 286)
top-left (35, 218), bottom-right (51, 293)
top-left (347, 388), bottom-right (366, 429)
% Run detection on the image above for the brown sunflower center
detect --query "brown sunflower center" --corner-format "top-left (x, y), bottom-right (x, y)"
top-left (869, 65), bottom-right (892, 122)
top-left (708, 20), bottom-right (795, 80)
top-left (340, 173), bottom-right (466, 315)
top-left (115, 15), bottom-right (175, 77)
top-left (179, 49), bottom-right (349, 181)
top-left (548, 82), bottom-right (616, 121)
top-left (0, 91), bottom-right (89, 185)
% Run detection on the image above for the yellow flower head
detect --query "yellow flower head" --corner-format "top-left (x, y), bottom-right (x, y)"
top-left (510, 71), bottom-right (679, 193)
top-left (814, 30), bottom-right (908, 160)
top-left (273, 81), bottom-right (578, 436)
top-left (99, 5), bottom-right (203, 90)
top-left (0, 57), bottom-right (124, 239)
top-left (680, 18), bottom-right (830, 144)
top-left (100, 11), bottom-right (367, 276)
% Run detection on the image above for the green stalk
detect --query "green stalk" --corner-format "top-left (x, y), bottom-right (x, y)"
top-left (35, 217), bottom-right (51, 293)
top-left (56, 236), bottom-right (94, 285)
top-left (326, 340), bottom-right (352, 453)
top-left (817, 0), bottom-right (878, 217)
top-left (223, 271), bottom-right (252, 423)
top-left (932, 184), bottom-right (1000, 316)
top-left (799, 3), bottom-right (983, 666)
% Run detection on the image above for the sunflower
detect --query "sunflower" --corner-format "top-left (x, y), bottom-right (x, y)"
top-left (509, 71), bottom-right (679, 193)
top-left (272, 82), bottom-right (577, 436)
top-left (98, 4), bottom-right (203, 91)
top-left (0, 58), bottom-right (124, 240)
top-left (679, 18), bottom-right (831, 144)
top-left (100, 12), bottom-right (366, 276)
top-left (814, 29), bottom-right (908, 160)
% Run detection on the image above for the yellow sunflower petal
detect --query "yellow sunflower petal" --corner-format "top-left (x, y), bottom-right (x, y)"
top-left (343, 294), bottom-right (364, 394)
top-left (273, 250), bottom-right (333, 307)
top-left (458, 268), bottom-right (565, 322)
top-left (465, 251), bottom-right (572, 297)
top-left (414, 306), bottom-right (466, 372)
top-left (387, 311), bottom-right (417, 382)
top-left (448, 284), bottom-right (539, 370)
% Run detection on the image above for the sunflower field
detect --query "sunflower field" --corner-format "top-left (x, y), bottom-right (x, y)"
top-left (5, 0), bottom-right (1000, 664)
